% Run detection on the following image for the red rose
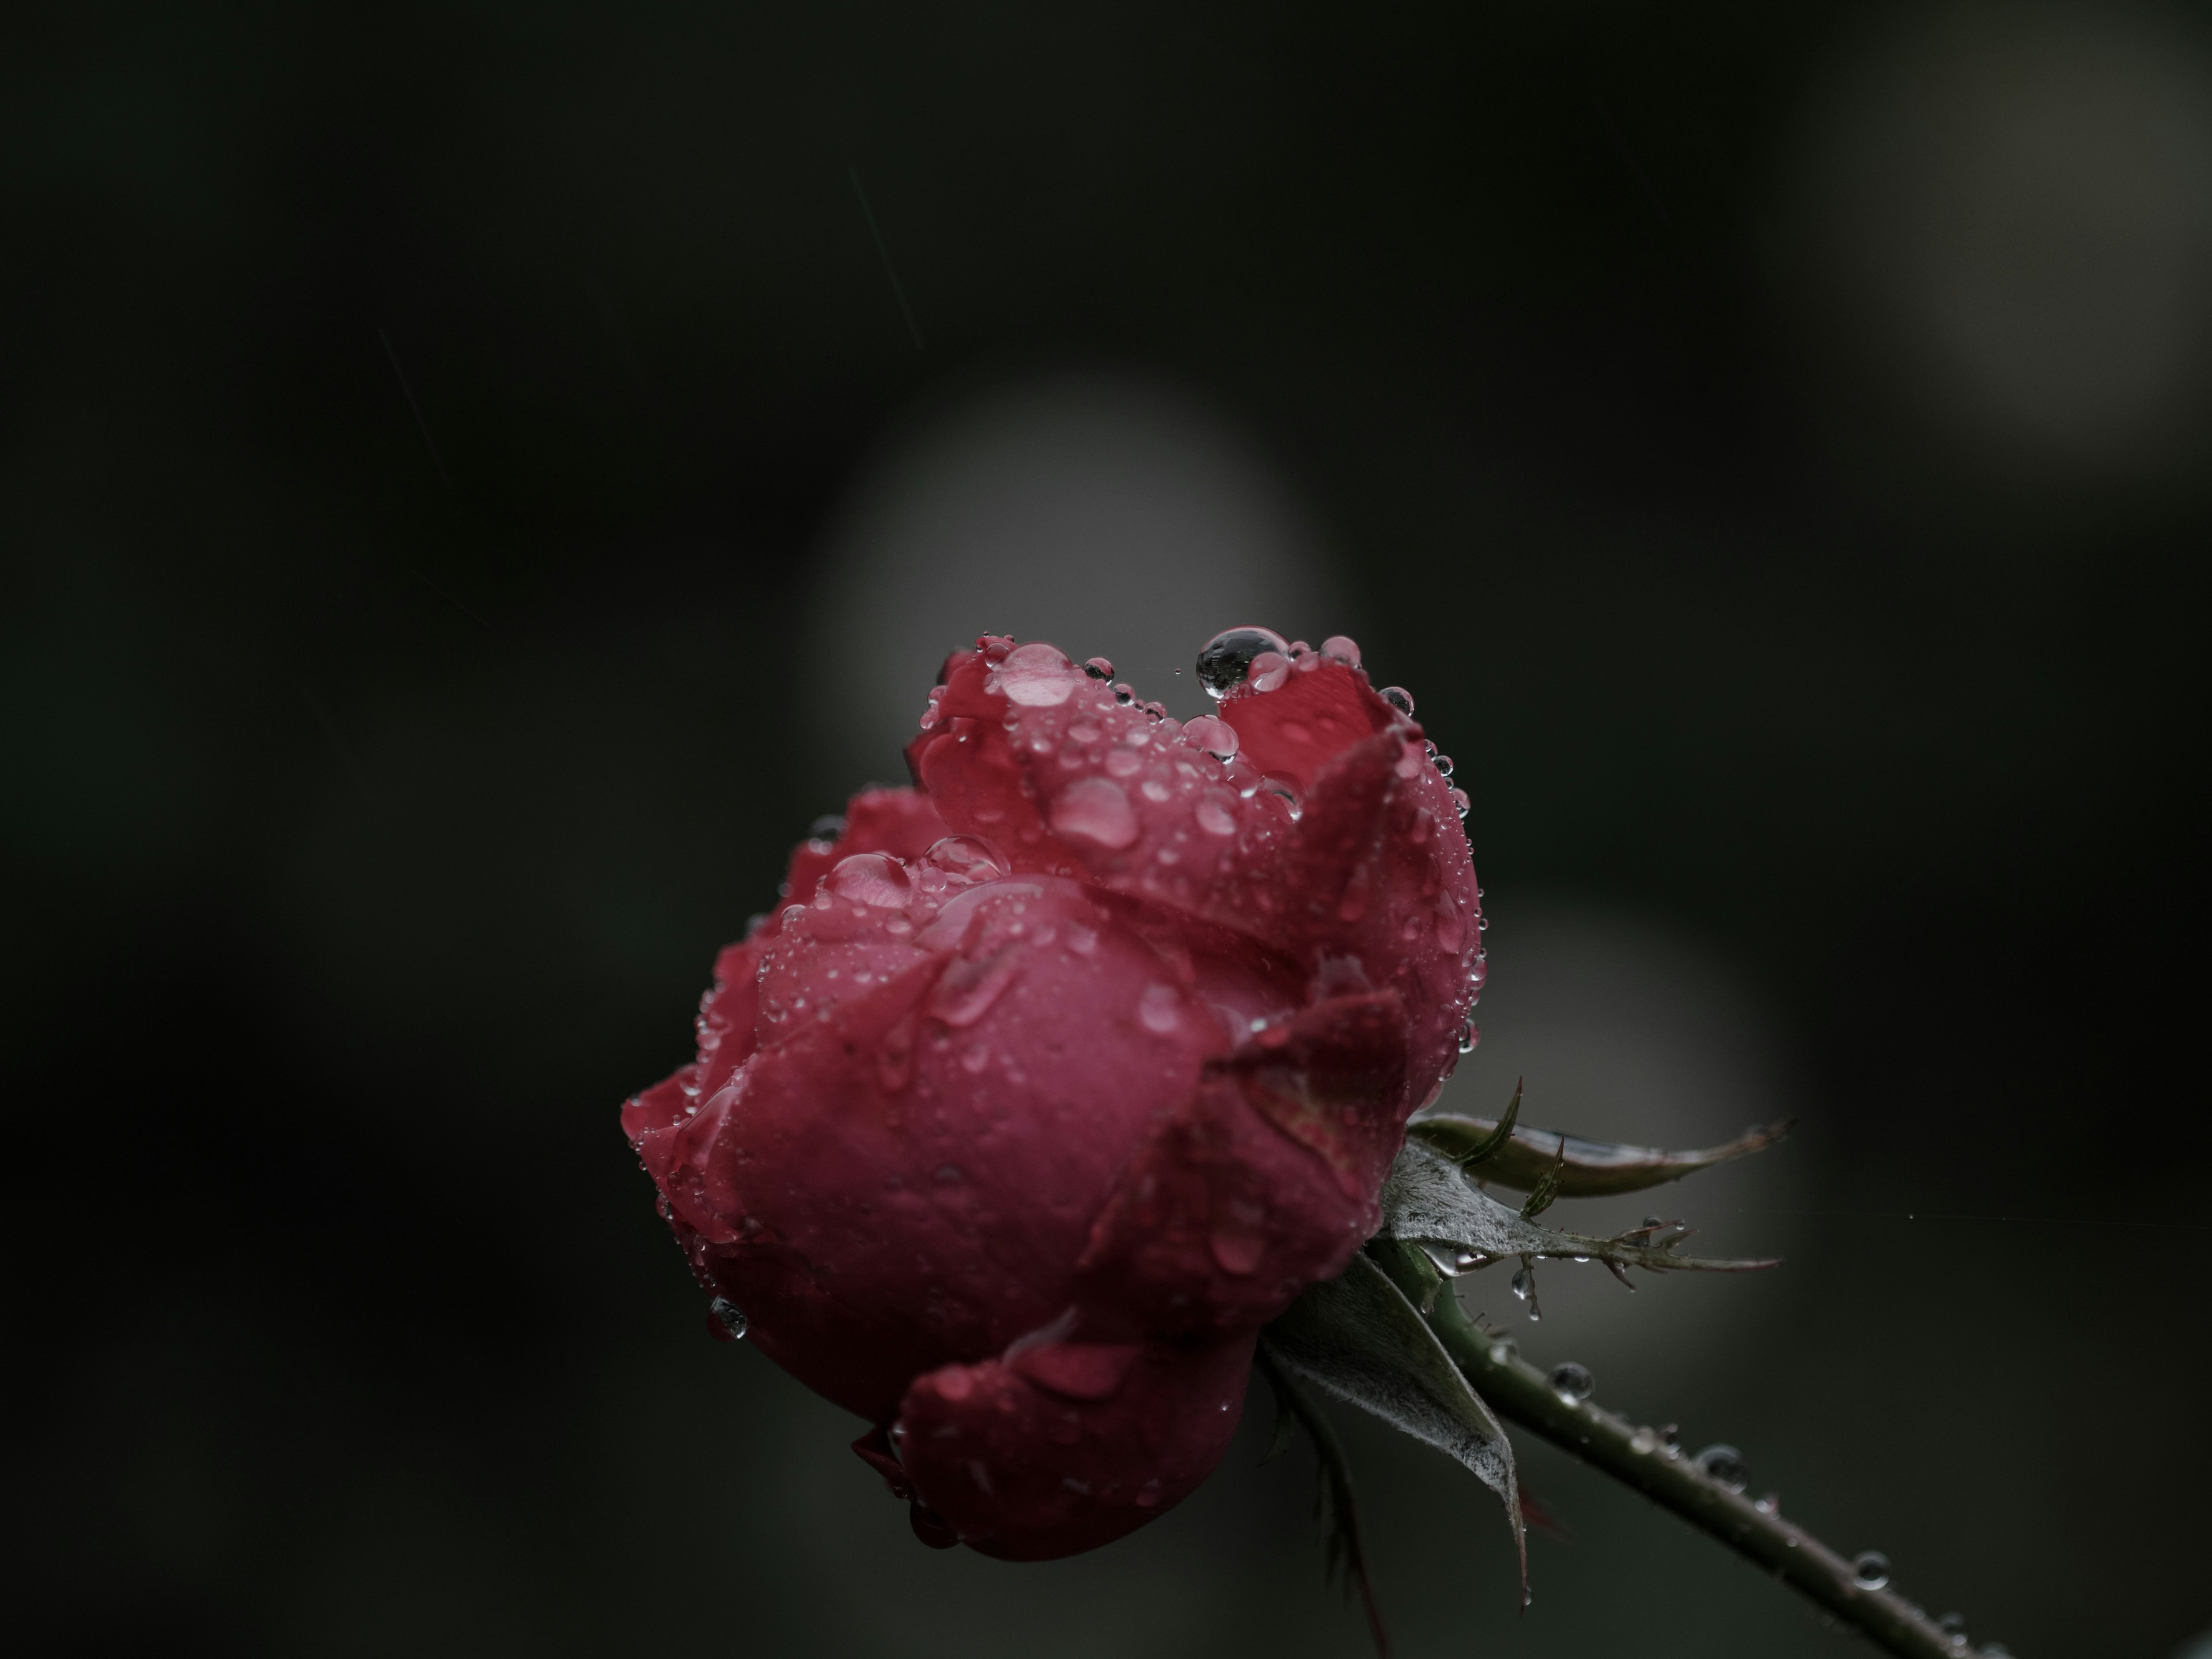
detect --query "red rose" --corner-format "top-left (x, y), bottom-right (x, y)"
top-left (622, 630), bottom-right (1482, 1560)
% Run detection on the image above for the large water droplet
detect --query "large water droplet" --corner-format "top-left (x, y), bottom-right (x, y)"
top-left (1457, 1018), bottom-right (1478, 1055)
top-left (1138, 983), bottom-right (1181, 1033)
top-left (1694, 1444), bottom-right (1748, 1492)
top-left (708, 1297), bottom-right (748, 1341)
top-left (1379, 685), bottom-right (1415, 717)
top-left (1433, 753), bottom-right (1455, 779)
top-left (825, 853), bottom-right (912, 908)
top-left (1630, 1426), bottom-right (1659, 1455)
top-left (1245, 650), bottom-right (1290, 693)
top-left (1050, 778), bottom-right (1141, 849)
top-left (1851, 1550), bottom-right (1891, 1590)
top-left (1183, 714), bottom-right (1238, 760)
top-left (995, 641), bottom-right (1084, 706)
top-left (1418, 1241), bottom-right (1463, 1278)
top-left (1195, 626), bottom-right (1290, 699)
top-left (1547, 1361), bottom-right (1594, 1405)
top-left (1083, 656), bottom-right (1115, 680)
top-left (1194, 796), bottom-right (1238, 837)
top-left (1320, 634), bottom-right (1362, 667)
top-left (924, 835), bottom-right (1009, 882)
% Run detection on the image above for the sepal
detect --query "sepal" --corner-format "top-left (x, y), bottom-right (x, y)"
top-left (1378, 1139), bottom-right (1779, 1278)
top-left (1406, 1112), bottom-right (1790, 1197)
top-left (1263, 1249), bottom-right (1526, 1596)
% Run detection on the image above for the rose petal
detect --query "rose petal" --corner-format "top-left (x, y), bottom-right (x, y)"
top-left (895, 1334), bottom-right (1256, 1560)
top-left (1075, 991), bottom-right (1412, 1338)
top-left (1216, 656), bottom-right (1398, 795)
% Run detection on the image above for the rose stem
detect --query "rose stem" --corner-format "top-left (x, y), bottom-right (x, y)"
top-left (1368, 1240), bottom-right (1982, 1659)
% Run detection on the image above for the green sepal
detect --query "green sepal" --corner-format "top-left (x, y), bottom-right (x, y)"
top-left (1255, 1346), bottom-right (1389, 1654)
top-left (1266, 1249), bottom-right (1526, 1598)
top-left (1406, 1113), bottom-right (1791, 1198)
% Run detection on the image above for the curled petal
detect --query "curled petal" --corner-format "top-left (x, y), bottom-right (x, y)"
top-left (1077, 993), bottom-right (1411, 1339)
top-left (1217, 656), bottom-right (1399, 796)
top-left (895, 1334), bottom-right (1258, 1560)
top-left (684, 878), bottom-right (1238, 1418)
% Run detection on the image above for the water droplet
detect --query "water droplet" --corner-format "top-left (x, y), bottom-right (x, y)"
top-left (1320, 634), bottom-right (1362, 667)
top-left (1194, 796), bottom-right (1238, 837)
top-left (1195, 626), bottom-right (1290, 699)
top-left (1851, 1551), bottom-right (1891, 1590)
top-left (1183, 713), bottom-right (1238, 760)
top-left (1379, 685), bottom-right (1415, 717)
top-left (1433, 753), bottom-right (1455, 779)
top-left (993, 641), bottom-right (1084, 706)
top-left (1547, 1362), bottom-right (1594, 1405)
top-left (1450, 787), bottom-right (1472, 819)
top-left (1418, 1241), bottom-right (1463, 1278)
top-left (1659, 1423), bottom-right (1680, 1453)
top-left (960, 1042), bottom-right (991, 1074)
top-left (1936, 1612), bottom-right (1967, 1646)
top-left (924, 836), bottom-right (1009, 882)
top-left (1457, 1018), bottom-right (1478, 1055)
top-left (1245, 650), bottom-right (1291, 692)
top-left (809, 813), bottom-right (847, 841)
top-left (930, 949), bottom-right (1020, 1027)
top-left (707, 1297), bottom-right (748, 1341)
top-left (1050, 778), bottom-right (1141, 849)
top-left (1511, 1262), bottom-right (1540, 1317)
top-left (1630, 1426), bottom-right (1659, 1455)
top-left (1694, 1444), bottom-right (1748, 1491)
top-left (1755, 1491), bottom-right (1780, 1515)
top-left (1487, 1338), bottom-right (1517, 1365)
top-left (1084, 656), bottom-right (1115, 680)
top-left (1455, 1249), bottom-right (1486, 1270)
top-left (1261, 777), bottom-right (1304, 821)
top-left (825, 853), bottom-right (913, 908)
top-left (1138, 983), bottom-right (1181, 1033)
top-left (1112, 682), bottom-right (1135, 704)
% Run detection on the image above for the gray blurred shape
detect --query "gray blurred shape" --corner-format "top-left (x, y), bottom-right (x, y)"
top-left (1429, 899), bottom-right (1806, 1399)
top-left (1784, 3), bottom-right (2212, 482)
top-left (805, 373), bottom-right (1340, 782)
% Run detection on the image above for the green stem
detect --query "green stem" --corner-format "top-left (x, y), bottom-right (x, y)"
top-left (1369, 1240), bottom-right (1986, 1659)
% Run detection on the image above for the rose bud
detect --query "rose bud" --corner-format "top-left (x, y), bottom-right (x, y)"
top-left (621, 628), bottom-right (1481, 1560)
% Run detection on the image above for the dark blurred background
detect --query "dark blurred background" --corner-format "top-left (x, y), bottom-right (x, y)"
top-left (6, 2), bottom-right (2210, 1655)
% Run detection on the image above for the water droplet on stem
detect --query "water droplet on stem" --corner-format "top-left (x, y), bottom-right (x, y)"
top-left (1694, 1444), bottom-right (1748, 1492)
